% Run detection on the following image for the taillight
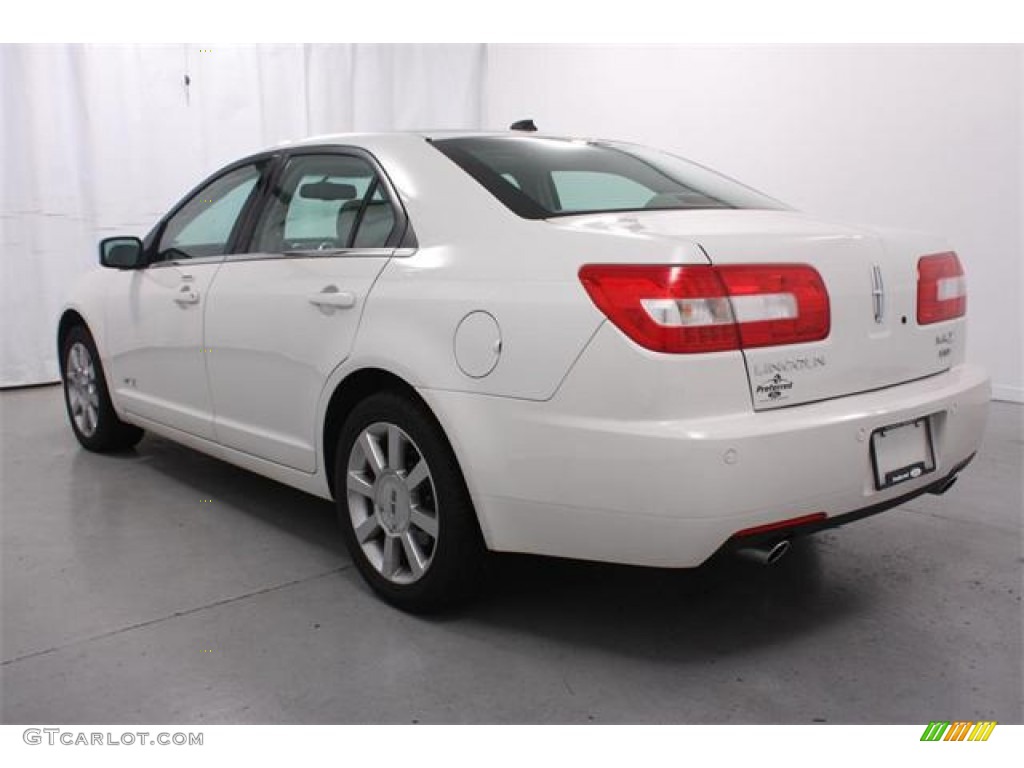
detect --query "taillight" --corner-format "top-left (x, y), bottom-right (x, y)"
top-left (917, 251), bottom-right (966, 325)
top-left (578, 264), bottom-right (830, 354)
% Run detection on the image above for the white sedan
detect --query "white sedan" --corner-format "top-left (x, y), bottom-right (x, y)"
top-left (59, 130), bottom-right (990, 611)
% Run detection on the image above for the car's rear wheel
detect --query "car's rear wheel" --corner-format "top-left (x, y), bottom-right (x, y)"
top-left (61, 325), bottom-right (144, 452)
top-left (334, 391), bottom-right (485, 612)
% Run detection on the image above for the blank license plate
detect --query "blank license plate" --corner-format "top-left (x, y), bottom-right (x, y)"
top-left (870, 417), bottom-right (936, 490)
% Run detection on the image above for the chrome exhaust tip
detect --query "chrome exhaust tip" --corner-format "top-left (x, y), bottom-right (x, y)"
top-left (736, 539), bottom-right (791, 566)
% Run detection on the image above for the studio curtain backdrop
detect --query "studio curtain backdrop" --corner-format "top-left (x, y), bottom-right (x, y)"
top-left (0, 43), bottom-right (486, 387)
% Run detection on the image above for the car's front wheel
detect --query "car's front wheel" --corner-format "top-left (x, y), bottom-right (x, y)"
top-left (334, 391), bottom-right (485, 612)
top-left (60, 325), bottom-right (144, 452)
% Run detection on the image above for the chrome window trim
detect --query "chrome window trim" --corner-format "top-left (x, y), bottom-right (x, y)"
top-left (147, 255), bottom-right (227, 270)
top-left (219, 247), bottom-right (417, 265)
top-left (150, 247), bottom-right (419, 268)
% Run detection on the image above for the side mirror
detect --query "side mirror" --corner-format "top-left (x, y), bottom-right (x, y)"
top-left (99, 237), bottom-right (145, 269)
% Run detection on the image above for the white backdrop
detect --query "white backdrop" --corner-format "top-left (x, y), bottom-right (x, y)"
top-left (2, 44), bottom-right (1022, 402)
top-left (0, 43), bottom-right (485, 386)
top-left (484, 44), bottom-right (1024, 402)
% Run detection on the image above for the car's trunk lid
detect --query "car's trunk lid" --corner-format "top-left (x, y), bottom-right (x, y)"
top-left (549, 209), bottom-right (964, 410)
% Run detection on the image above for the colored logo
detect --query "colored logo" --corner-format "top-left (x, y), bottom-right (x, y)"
top-left (920, 721), bottom-right (997, 742)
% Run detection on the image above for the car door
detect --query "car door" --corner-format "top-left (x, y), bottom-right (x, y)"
top-left (203, 150), bottom-right (406, 472)
top-left (104, 161), bottom-right (266, 440)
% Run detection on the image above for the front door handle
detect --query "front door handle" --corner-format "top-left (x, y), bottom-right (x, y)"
top-left (174, 286), bottom-right (200, 305)
top-left (309, 285), bottom-right (356, 312)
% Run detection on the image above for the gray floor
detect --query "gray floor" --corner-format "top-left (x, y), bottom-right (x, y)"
top-left (0, 384), bottom-right (1021, 724)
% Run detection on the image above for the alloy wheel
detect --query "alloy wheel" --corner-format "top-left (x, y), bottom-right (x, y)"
top-left (346, 422), bottom-right (440, 585)
top-left (66, 341), bottom-right (100, 437)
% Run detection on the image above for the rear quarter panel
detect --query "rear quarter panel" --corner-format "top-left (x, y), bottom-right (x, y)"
top-left (350, 135), bottom-right (711, 401)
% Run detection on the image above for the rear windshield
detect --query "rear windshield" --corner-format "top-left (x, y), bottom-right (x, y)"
top-left (431, 136), bottom-right (787, 219)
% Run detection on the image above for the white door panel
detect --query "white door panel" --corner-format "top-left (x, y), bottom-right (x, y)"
top-left (102, 160), bottom-right (265, 440)
top-left (105, 262), bottom-right (221, 439)
top-left (204, 254), bottom-right (390, 472)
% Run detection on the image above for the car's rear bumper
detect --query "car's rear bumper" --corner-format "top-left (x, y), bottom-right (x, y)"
top-left (719, 451), bottom-right (975, 552)
top-left (422, 362), bottom-right (990, 568)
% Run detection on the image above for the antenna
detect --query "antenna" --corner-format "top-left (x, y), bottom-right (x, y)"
top-left (509, 119), bottom-right (538, 132)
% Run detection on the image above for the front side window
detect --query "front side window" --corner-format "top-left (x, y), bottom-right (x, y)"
top-left (156, 164), bottom-right (262, 261)
top-left (251, 154), bottom-right (398, 253)
top-left (432, 136), bottom-right (788, 219)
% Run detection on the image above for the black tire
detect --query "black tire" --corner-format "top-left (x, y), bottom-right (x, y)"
top-left (60, 324), bottom-right (144, 452)
top-left (334, 390), bottom-right (486, 613)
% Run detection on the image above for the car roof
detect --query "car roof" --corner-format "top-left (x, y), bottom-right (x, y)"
top-left (278, 130), bottom-right (594, 149)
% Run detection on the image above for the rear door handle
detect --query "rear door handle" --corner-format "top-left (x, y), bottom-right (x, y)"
top-left (174, 286), bottom-right (200, 305)
top-left (309, 286), bottom-right (356, 311)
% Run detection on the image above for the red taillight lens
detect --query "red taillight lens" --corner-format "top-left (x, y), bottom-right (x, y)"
top-left (732, 512), bottom-right (827, 539)
top-left (917, 251), bottom-right (966, 325)
top-left (578, 264), bottom-right (738, 353)
top-left (715, 265), bottom-right (831, 349)
top-left (578, 264), bottom-right (830, 354)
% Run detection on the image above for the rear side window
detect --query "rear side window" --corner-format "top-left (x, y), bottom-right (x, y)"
top-left (251, 154), bottom-right (398, 252)
top-left (432, 136), bottom-right (787, 219)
